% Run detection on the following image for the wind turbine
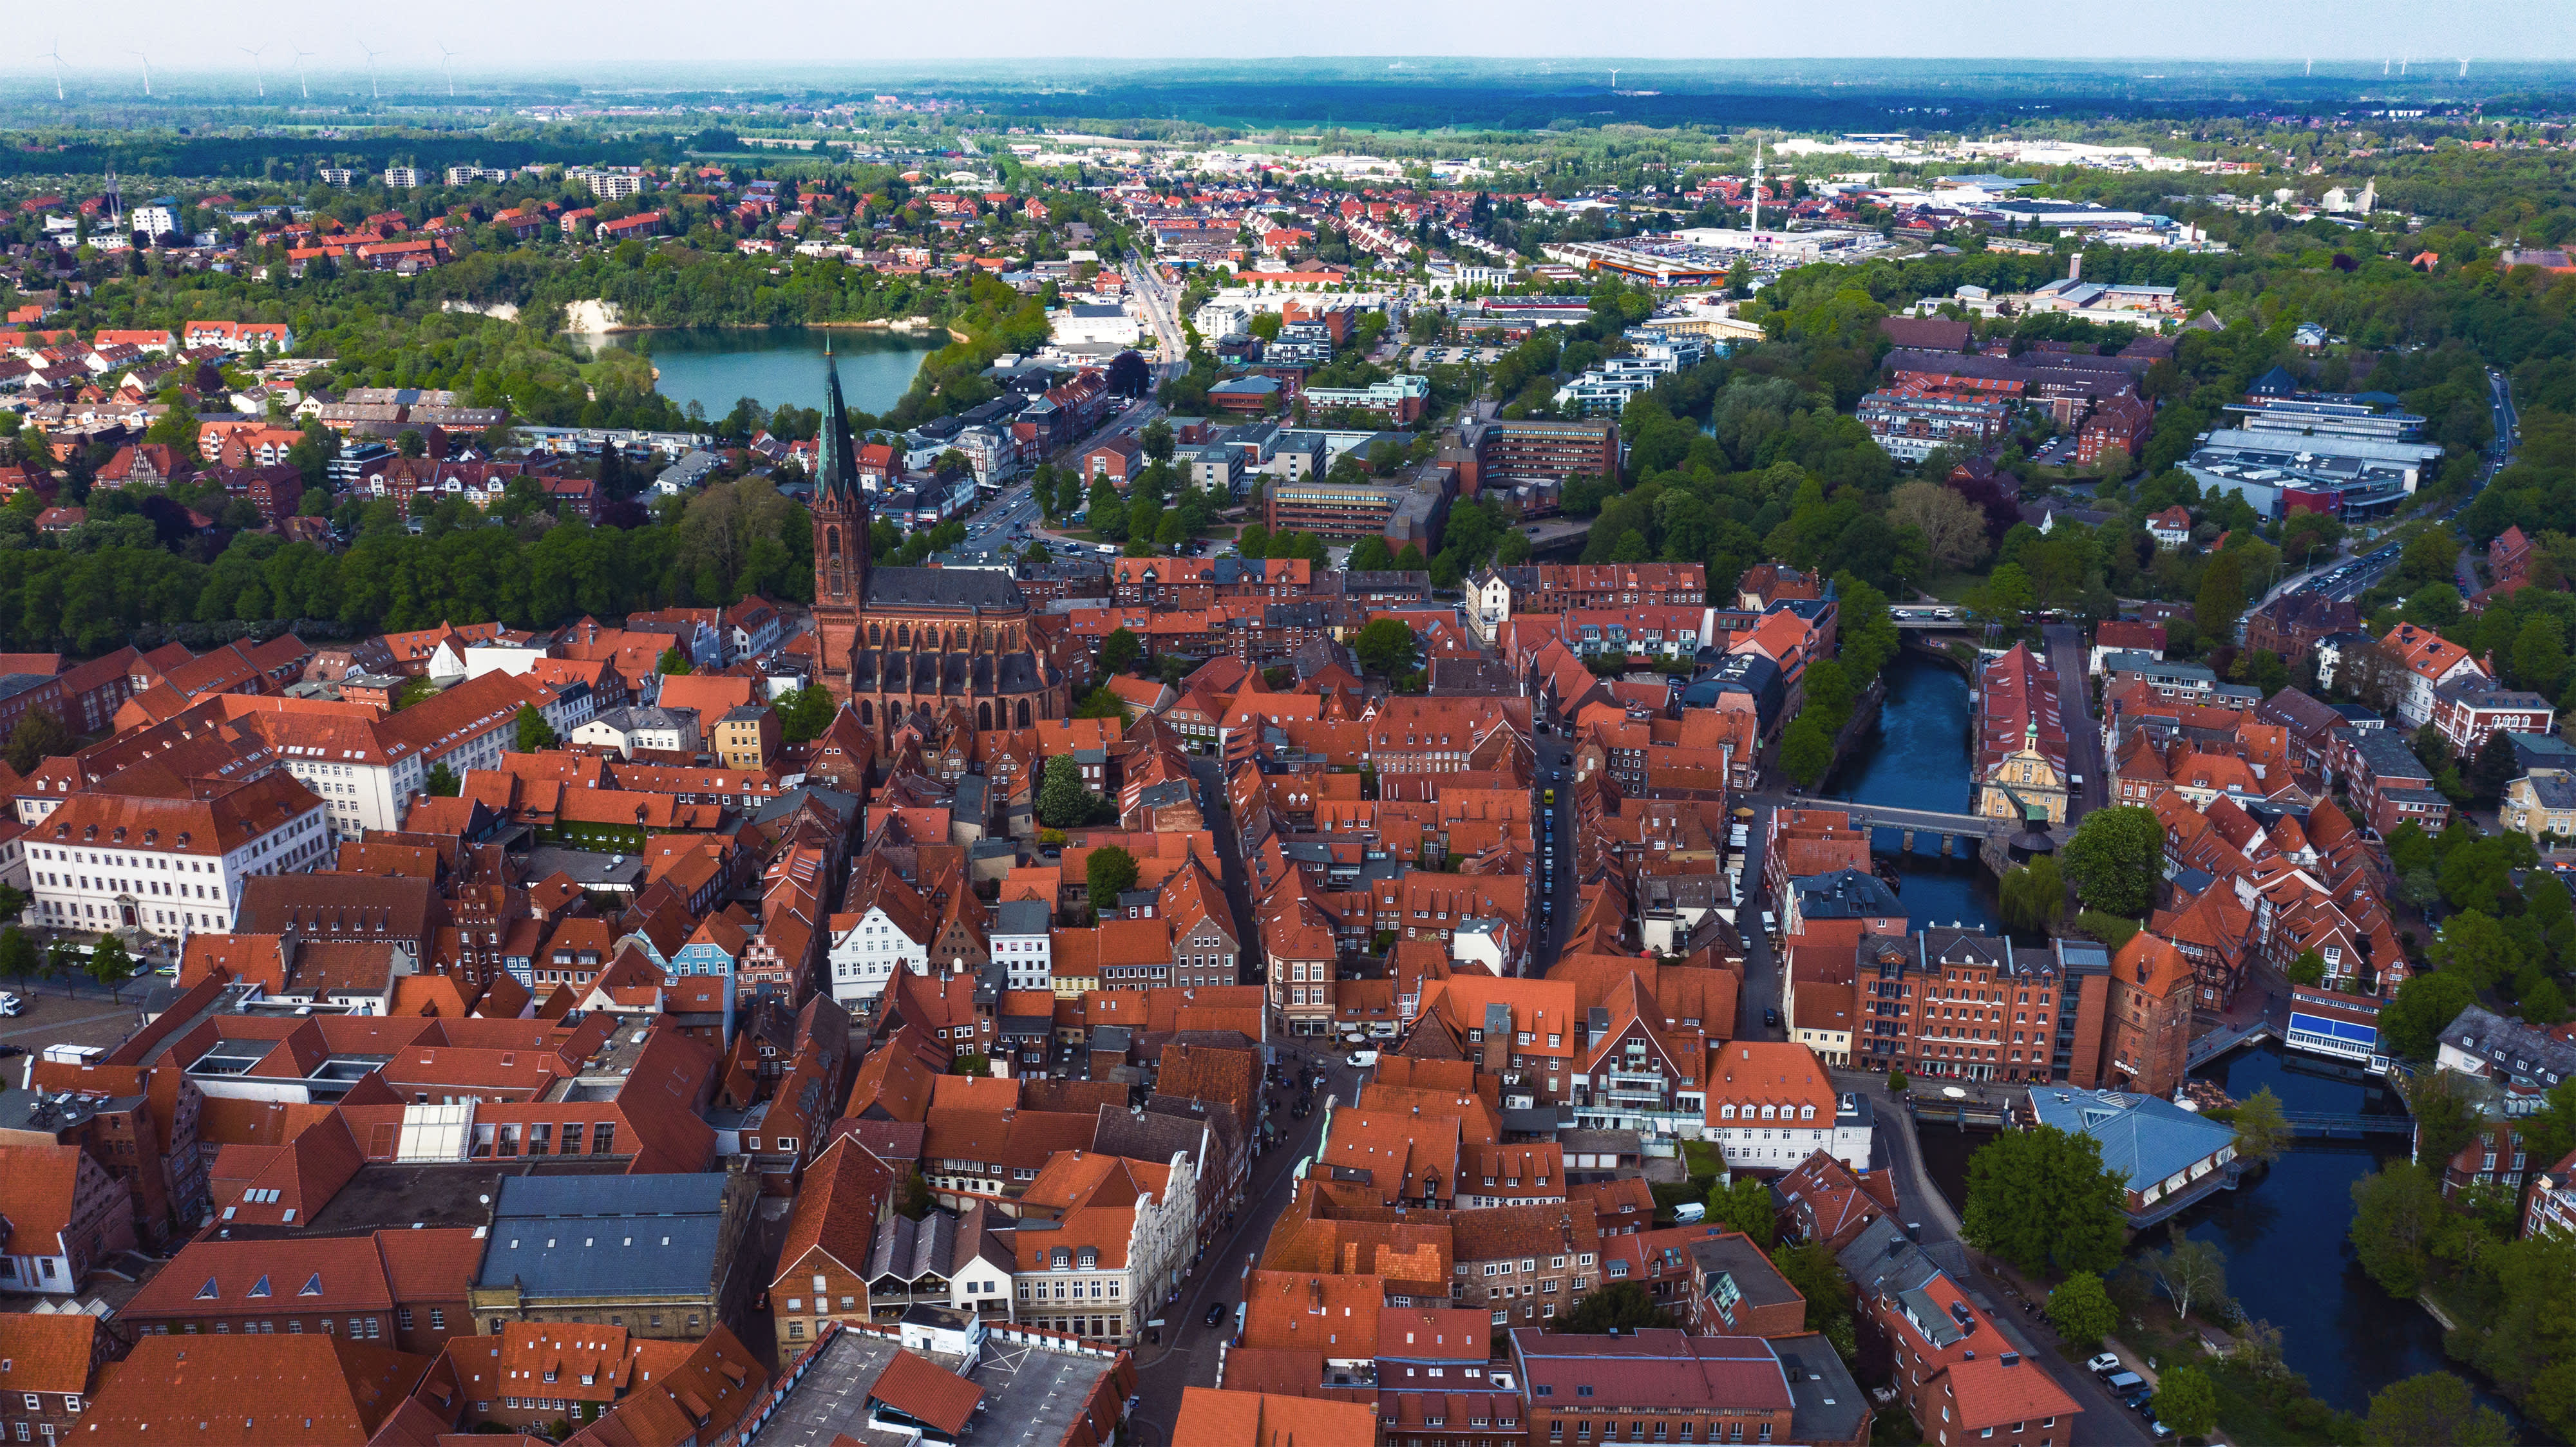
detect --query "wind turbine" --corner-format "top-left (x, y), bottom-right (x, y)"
top-left (128, 50), bottom-right (152, 99)
top-left (354, 33), bottom-right (381, 100)
top-left (291, 46), bottom-right (315, 100)
top-left (436, 41), bottom-right (459, 97)
top-left (38, 36), bottom-right (64, 101)
top-left (240, 44), bottom-right (267, 99)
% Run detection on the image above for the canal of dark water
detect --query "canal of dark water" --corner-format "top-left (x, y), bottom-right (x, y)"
top-left (1915, 1038), bottom-right (2524, 1424)
top-left (1833, 650), bottom-right (2525, 1424)
top-left (1822, 648), bottom-right (1998, 934)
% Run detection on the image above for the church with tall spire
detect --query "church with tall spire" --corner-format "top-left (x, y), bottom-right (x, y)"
top-left (808, 350), bottom-right (1068, 740)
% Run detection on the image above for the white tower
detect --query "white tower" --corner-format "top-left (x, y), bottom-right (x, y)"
top-left (1750, 133), bottom-right (1763, 236)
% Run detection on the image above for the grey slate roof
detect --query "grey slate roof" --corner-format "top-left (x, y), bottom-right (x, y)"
top-left (1093, 1103), bottom-right (1208, 1171)
top-left (1789, 869), bottom-right (1901, 921)
top-left (864, 565), bottom-right (1028, 610)
top-left (474, 1173), bottom-right (729, 1300)
top-left (867, 1207), bottom-right (960, 1283)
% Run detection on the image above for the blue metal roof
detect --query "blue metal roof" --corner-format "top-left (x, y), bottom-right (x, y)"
top-left (2025, 1088), bottom-right (2235, 1196)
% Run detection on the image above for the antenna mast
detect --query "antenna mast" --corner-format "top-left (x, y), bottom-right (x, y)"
top-left (1750, 132), bottom-right (1763, 236)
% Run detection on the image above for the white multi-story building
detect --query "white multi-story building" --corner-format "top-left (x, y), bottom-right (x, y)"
top-left (227, 671), bottom-right (589, 837)
top-left (383, 167), bottom-right (426, 190)
top-left (991, 900), bottom-right (1053, 992)
top-left (826, 887), bottom-right (934, 1008)
top-left (1008, 1149), bottom-right (1196, 1346)
top-left (1701, 1042), bottom-right (1871, 1170)
top-left (26, 772), bottom-right (330, 939)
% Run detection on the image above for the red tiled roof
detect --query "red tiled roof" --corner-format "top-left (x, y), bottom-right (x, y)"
top-left (867, 1348), bottom-right (983, 1435)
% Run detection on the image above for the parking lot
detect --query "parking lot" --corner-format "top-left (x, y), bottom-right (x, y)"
top-left (0, 983), bottom-right (145, 1059)
top-left (1407, 345), bottom-right (1506, 366)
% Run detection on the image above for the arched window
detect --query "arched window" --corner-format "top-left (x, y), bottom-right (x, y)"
top-left (978, 701), bottom-right (993, 731)
top-left (1016, 698), bottom-right (1032, 728)
top-left (898, 623), bottom-right (911, 648)
top-left (857, 699), bottom-right (873, 726)
top-left (869, 623), bottom-right (882, 647)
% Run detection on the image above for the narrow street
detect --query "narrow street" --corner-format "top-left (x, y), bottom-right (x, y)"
top-left (2042, 623), bottom-right (2106, 821)
top-left (1829, 1071), bottom-right (2159, 1446)
top-left (1124, 1052), bottom-right (1356, 1441)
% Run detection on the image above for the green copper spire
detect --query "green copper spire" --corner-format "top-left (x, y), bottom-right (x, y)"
top-left (816, 343), bottom-right (857, 505)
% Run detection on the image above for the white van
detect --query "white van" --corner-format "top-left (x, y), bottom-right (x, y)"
top-left (1673, 1202), bottom-right (1707, 1224)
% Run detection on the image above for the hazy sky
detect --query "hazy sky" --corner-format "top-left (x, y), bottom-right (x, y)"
top-left (11, 0), bottom-right (2576, 73)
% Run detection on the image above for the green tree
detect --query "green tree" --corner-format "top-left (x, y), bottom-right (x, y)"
top-left (656, 646), bottom-right (693, 676)
top-left (2519, 1079), bottom-right (2576, 1167)
top-left (2231, 1085), bottom-right (2291, 1166)
top-left (895, 1168), bottom-right (933, 1220)
top-left (2155, 1364), bottom-right (2221, 1439)
top-left (1961, 1125), bottom-right (2126, 1279)
top-left (0, 926), bottom-right (35, 991)
top-left (1781, 715), bottom-right (1835, 790)
top-left (1140, 419), bottom-right (1175, 463)
top-left (1352, 618), bottom-right (1421, 679)
top-left (2137, 1233), bottom-right (2228, 1321)
top-left (1086, 844), bottom-right (1140, 915)
top-left (1703, 1175), bottom-right (1774, 1247)
top-left (1100, 627), bottom-right (1142, 676)
top-left (2043, 1271), bottom-right (2117, 1350)
top-left (1039, 755), bottom-right (1092, 830)
top-left (1549, 1280), bottom-right (1674, 1334)
top-left (2195, 549), bottom-right (2246, 639)
top-left (778, 686), bottom-right (838, 744)
top-left (513, 703), bottom-right (558, 753)
top-left (425, 763), bottom-right (460, 797)
top-left (1768, 1242), bottom-right (1857, 1358)
top-left (2380, 970), bottom-right (2480, 1059)
top-left (3, 706), bottom-right (73, 774)
top-left (2061, 806), bottom-right (2162, 916)
top-left (1348, 536), bottom-right (1396, 572)
top-left (2400, 529), bottom-right (2461, 589)
top-left (1999, 856), bottom-right (2063, 935)
top-left (86, 933), bottom-right (133, 1000)
top-left (2517, 614), bottom-right (2570, 696)
top-left (2362, 1372), bottom-right (2517, 1447)
top-left (2287, 948), bottom-right (2326, 986)
top-left (1888, 1068), bottom-right (1908, 1093)
top-left (2470, 730), bottom-right (2521, 803)
top-left (2349, 1163), bottom-right (2447, 1296)
top-left (1072, 685), bottom-right (1128, 721)
top-left (2402, 1067), bottom-right (2485, 1168)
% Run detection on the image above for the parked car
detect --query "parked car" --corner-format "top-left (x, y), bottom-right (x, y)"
top-left (2084, 1354), bottom-right (2121, 1375)
top-left (0, 993), bottom-right (23, 1018)
top-left (2103, 1372), bottom-right (2146, 1395)
top-left (1206, 1301), bottom-right (1228, 1328)
top-left (1347, 1050), bottom-right (1380, 1069)
top-left (1763, 1008), bottom-right (1781, 1029)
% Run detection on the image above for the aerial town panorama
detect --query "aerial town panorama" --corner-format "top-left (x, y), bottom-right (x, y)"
top-left (0, 33), bottom-right (2570, 1447)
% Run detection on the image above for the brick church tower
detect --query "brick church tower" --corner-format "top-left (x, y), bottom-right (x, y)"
top-left (810, 345), bottom-right (868, 703)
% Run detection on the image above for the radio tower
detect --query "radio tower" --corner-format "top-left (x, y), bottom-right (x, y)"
top-left (1750, 133), bottom-right (1763, 236)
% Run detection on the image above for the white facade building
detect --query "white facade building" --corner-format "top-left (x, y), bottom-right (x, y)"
top-left (826, 906), bottom-right (933, 1008)
top-left (26, 773), bottom-right (330, 939)
top-left (991, 900), bottom-right (1053, 993)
